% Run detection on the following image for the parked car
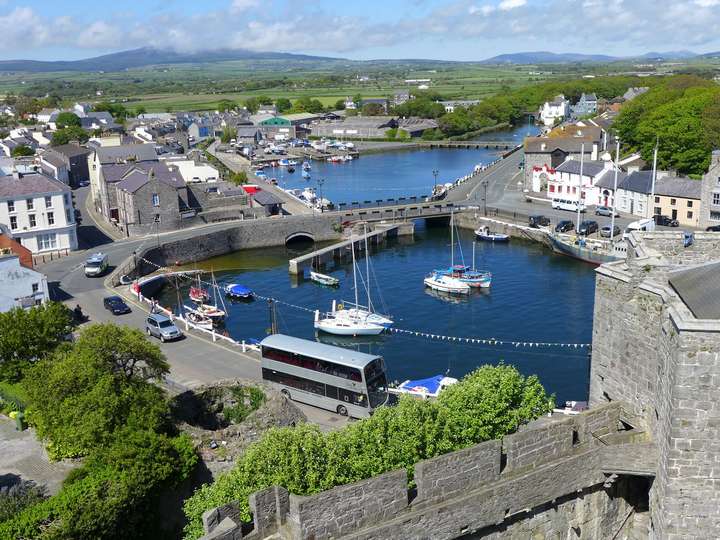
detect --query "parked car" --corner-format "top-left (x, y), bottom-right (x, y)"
top-left (600, 225), bottom-right (621, 238)
top-left (555, 220), bottom-right (575, 233)
top-left (145, 314), bottom-right (183, 343)
top-left (653, 215), bottom-right (679, 227)
top-left (529, 215), bottom-right (551, 228)
top-left (103, 295), bottom-right (131, 315)
top-left (595, 206), bottom-right (619, 217)
top-left (707, 224), bottom-right (720, 232)
top-left (578, 220), bottom-right (599, 236)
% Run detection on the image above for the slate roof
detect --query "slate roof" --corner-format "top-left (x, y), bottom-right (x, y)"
top-left (252, 189), bottom-right (283, 206)
top-left (237, 126), bottom-right (261, 137)
top-left (653, 176), bottom-right (701, 199)
top-left (0, 171), bottom-right (70, 198)
top-left (101, 163), bottom-right (136, 183)
top-left (555, 159), bottom-right (607, 177)
top-left (524, 136), bottom-right (595, 154)
top-left (95, 144), bottom-right (157, 164)
top-left (619, 171), bottom-right (654, 194)
top-left (40, 151), bottom-right (66, 169)
top-left (116, 163), bottom-right (185, 194)
top-left (669, 261), bottom-right (720, 319)
top-left (595, 171), bottom-right (628, 189)
top-left (51, 144), bottom-right (91, 159)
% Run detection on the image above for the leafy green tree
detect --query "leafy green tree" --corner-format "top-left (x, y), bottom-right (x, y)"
top-left (244, 97), bottom-right (259, 114)
top-left (0, 480), bottom-right (46, 522)
top-left (256, 95), bottom-right (273, 105)
top-left (55, 112), bottom-right (81, 128)
top-left (361, 102), bottom-right (385, 116)
top-left (421, 128), bottom-right (443, 141)
top-left (217, 99), bottom-right (238, 113)
top-left (135, 105), bottom-right (147, 116)
top-left (334, 99), bottom-right (346, 110)
top-left (385, 128), bottom-right (397, 139)
top-left (51, 126), bottom-right (89, 146)
top-left (229, 170), bottom-right (248, 185)
top-left (93, 102), bottom-right (128, 119)
top-left (10, 145), bottom-right (34, 157)
top-left (292, 96), bottom-right (325, 114)
top-left (275, 98), bottom-right (292, 113)
top-left (0, 302), bottom-right (72, 382)
top-left (220, 126), bottom-right (235, 144)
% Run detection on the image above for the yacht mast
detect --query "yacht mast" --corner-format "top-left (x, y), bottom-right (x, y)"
top-left (364, 223), bottom-right (372, 312)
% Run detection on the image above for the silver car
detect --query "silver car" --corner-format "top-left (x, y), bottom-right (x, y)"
top-left (145, 314), bottom-right (183, 342)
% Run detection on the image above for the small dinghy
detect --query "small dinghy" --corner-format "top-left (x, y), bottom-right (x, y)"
top-left (310, 271), bottom-right (339, 287)
top-left (185, 311), bottom-right (214, 330)
top-left (389, 374), bottom-right (459, 400)
top-left (475, 226), bottom-right (509, 243)
top-left (224, 283), bottom-right (253, 300)
top-left (184, 303), bottom-right (226, 321)
top-left (423, 272), bottom-right (470, 295)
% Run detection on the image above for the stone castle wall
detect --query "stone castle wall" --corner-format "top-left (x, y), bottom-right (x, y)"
top-left (200, 402), bottom-right (654, 540)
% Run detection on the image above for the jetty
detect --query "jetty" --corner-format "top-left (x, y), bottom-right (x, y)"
top-left (288, 222), bottom-right (414, 275)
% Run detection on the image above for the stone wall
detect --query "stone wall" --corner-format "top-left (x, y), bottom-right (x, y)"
top-left (200, 402), bottom-right (654, 540)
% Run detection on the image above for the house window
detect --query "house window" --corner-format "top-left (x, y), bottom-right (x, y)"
top-left (549, 184), bottom-right (555, 193)
top-left (670, 198), bottom-right (676, 206)
top-left (7, 200), bottom-right (14, 212)
top-left (711, 211), bottom-right (720, 221)
top-left (44, 196), bottom-right (52, 208)
top-left (64, 194), bottom-right (70, 206)
top-left (152, 193), bottom-right (160, 207)
top-left (29, 214), bottom-right (36, 228)
top-left (654, 207), bottom-right (661, 215)
top-left (713, 193), bottom-right (720, 206)
top-left (37, 233), bottom-right (57, 250)
top-left (31, 283), bottom-right (39, 293)
top-left (66, 209), bottom-right (72, 223)
top-left (687, 211), bottom-right (693, 219)
top-left (26, 198), bottom-right (33, 210)
top-left (47, 212), bottom-right (54, 226)
top-left (687, 200), bottom-right (693, 208)
top-left (9, 216), bottom-right (17, 230)
top-left (654, 196), bottom-right (660, 203)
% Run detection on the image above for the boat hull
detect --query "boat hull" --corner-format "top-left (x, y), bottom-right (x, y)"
top-left (476, 233), bottom-right (510, 243)
top-left (314, 320), bottom-right (386, 336)
top-left (310, 272), bottom-right (339, 287)
top-left (548, 235), bottom-right (623, 265)
top-left (424, 277), bottom-right (470, 295)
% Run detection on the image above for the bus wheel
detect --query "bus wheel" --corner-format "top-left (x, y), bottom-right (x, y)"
top-left (281, 389), bottom-right (290, 399)
top-left (337, 405), bottom-right (348, 416)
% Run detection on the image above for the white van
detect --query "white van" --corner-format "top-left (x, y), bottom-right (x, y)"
top-left (84, 252), bottom-right (109, 277)
top-left (623, 218), bottom-right (656, 239)
top-left (551, 198), bottom-right (586, 212)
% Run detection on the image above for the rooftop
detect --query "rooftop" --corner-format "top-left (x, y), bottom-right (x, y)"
top-left (0, 171), bottom-right (69, 199)
top-left (669, 261), bottom-right (720, 319)
top-left (555, 159), bottom-right (608, 177)
top-left (95, 144), bottom-right (157, 164)
top-left (653, 176), bottom-right (701, 199)
top-left (260, 334), bottom-right (380, 368)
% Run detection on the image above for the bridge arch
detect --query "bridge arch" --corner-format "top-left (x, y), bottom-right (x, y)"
top-left (285, 231), bottom-right (315, 246)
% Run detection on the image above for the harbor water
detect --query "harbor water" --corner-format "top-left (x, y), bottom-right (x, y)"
top-left (159, 221), bottom-right (595, 403)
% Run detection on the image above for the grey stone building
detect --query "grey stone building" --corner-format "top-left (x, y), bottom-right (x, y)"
top-left (523, 136), bottom-right (598, 189)
top-left (40, 144), bottom-right (91, 187)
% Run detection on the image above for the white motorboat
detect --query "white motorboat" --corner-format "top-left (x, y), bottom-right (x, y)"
top-left (423, 273), bottom-right (470, 295)
top-left (184, 311), bottom-right (214, 330)
top-left (314, 310), bottom-right (386, 336)
top-left (310, 271), bottom-right (339, 287)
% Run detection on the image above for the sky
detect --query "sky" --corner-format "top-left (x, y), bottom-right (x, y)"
top-left (2, 0), bottom-right (720, 61)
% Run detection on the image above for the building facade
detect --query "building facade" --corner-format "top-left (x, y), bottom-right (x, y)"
top-left (538, 94), bottom-right (569, 127)
top-left (0, 170), bottom-right (77, 253)
top-left (0, 254), bottom-right (48, 312)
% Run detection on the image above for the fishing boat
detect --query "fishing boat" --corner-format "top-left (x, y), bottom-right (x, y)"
top-left (224, 283), bottom-right (253, 300)
top-left (189, 285), bottom-right (210, 303)
top-left (548, 234), bottom-right (625, 265)
top-left (310, 271), bottom-right (339, 287)
top-left (184, 311), bottom-right (214, 331)
top-left (389, 375), bottom-right (459, 400)
top-left (302, 161), bottom-right (311, 171)
top-left (435, 212), bottom-right (492, 288)
top-left (424, 272), bottom-right (470, 295)
top-left (475, 226), bottom-right (510, 243)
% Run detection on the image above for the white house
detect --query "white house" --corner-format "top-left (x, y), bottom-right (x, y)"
top-left (539, 95), bottom-right (569, 127)
top-left (547, 157), bottom-right (618, 205)
top-left (36, 108), bottom-right (59, 124)
top-left (0, 254), bottom-right (49, 312)
top-left (0, 169), bottom-right (78, 253)
top-left (162, 156), bottom-right (219, 183)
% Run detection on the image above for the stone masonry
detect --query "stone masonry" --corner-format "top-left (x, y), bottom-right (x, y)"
top-left (200, 401), bottom-right (655, 539)
top-left (591, 231), bottom-right (720, 538)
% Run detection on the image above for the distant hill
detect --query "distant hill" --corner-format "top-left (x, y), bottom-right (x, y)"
top-left (480, 51), bottom-right (619, 64)
top-left (0, 47), bottom-right (342, 73)
top-left (638, 51), bottom-right (698, 60)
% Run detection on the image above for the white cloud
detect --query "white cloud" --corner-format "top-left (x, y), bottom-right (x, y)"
top-left (230, 0), bottom-right (261, 13)
top-left (498, 0), bottom-right (527, 10)
top-left (469, 4), bottom-right (496, 15)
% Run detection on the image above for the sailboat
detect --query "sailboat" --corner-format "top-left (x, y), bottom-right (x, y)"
top-left (189, 274), bottom-right (210, 303)
top-left (314, 231), bottom-right (387, 336)
top-left (189, 270), bottom-right (227, 321)
top-left (435, 211), bottom-right (492, 288)
top-left (334, 224), bottom-right (393, 328)
top-left (423, 272), bottom-right (470, 295)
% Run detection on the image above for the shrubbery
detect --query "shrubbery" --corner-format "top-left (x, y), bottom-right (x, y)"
top-left (182, 364), bottom-right (553, 538)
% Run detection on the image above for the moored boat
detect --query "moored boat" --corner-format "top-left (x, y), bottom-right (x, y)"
top-left (287, 166), bottom-right (296, 173)
top-left (302, 161), bottom-right (311, 171)
top-left (313, 310), bottom-right (386, 336)
top-left (548, 234), bottom-right (624, 265)
top-left (389, 375), bottom-right (459, 399)
top-left (193, 303), bottom-right (226, 320)
top-left (189, 285), bottom-right (210, 303)
top-left (475, 226), bottom-right (510, 243)
top-left (224, 283), bottom-right (254, 300)
top-left (302, 170), bottom-right (311, 179)
top-left (423, 272), bottom-right (470, 295)
top-left (184, 311), bottom-right (214, 330)
top-left (310, 271), bottom-right (339, 287)
top-left (435, 265), bottom-right (492, 288)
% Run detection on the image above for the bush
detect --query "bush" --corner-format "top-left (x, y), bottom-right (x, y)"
top-left (0, 381), bottom-right (29, 413)
top-left (183, 364), bottom-right (553, 538)
top-left (223, 386), bottom-right (265, 424)
top-left (0, 480), bottom-right (46, 523)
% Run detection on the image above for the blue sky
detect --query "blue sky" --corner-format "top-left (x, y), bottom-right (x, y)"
top-left (3, 0), bottom-right (720, 61)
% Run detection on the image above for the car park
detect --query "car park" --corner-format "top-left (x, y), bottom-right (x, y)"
top-left (600, 225), bottom-right (621, 238)
top-left (103, 295), bottom-right (131, 315)
top-left (555, 220), bottom-right (575, 233)
top-left (578, 220), bottom-right (599, 235)
top-left (145, 314), bottom-right (183, 343)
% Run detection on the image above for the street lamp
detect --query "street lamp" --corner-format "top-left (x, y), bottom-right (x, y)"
top-left (316, 178), bottom-right (325, 213)
top-left (432, 169), bottom-right (439, 193)
top-left (482, 180), bottom-right (488, 216)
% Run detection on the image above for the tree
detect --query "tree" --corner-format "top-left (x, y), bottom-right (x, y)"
top-left (334, 99), bottom-right (346, 111)
top-left (11, 145), bottom-right (34, 157)
top-left (0, 302), bottom-right (72, 382)
top-left (244, 97), bottom-right (259, 114)
top-left (217, 100), bottom-right (238, 113)
top-left (220, 126), bottom-right (235, 144)
top-left (72, 323), bottom-right (170, 382)
top-left (361, 102), bottom-right (385, 116)
top-left (51, 126), bottom-right (89, 146)
top-left (135, 105), bottom-right (147, 116)
top-left (256, 95), bottom-right (273, 105)
top-left (55, 112), bottom-right (81, 129)
top-left (229, 170), bottom-right (248, 185)
top-left (276, 98), bottom-right (292, 113)
top-left (94, 102), bottom-right (128, 119)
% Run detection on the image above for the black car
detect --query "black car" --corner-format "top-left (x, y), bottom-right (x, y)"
top-left (707, 224), bottom-right (720, 232)
top-left (555, 220), bottom-right (574, 233)
top-left (578, 220), bottom-right (599, 236)
top-left (529, 215), bottom-right (551, 228)
top-left (103, 295), bottom-right (131, 315)
top-left (653, 214), bottom-right (679, 227)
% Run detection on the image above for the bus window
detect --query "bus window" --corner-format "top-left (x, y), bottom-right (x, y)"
top-left (339, 388), bottom-right (368, 407)
top-left (325, 385), bottom-right (339, 400)
top-left (367, 373), bottom-right (389, 408)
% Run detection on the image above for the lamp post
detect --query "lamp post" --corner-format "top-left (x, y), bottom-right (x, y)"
top-left (432, 169), bottom-right (439, 194)
top-left (482, 180), bottom-right (488, 216)
top-left (316, 178), bottom-right (325, 213)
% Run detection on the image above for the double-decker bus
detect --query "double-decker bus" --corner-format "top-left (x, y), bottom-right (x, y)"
top-left (259, 334), bottom-right (389, 418)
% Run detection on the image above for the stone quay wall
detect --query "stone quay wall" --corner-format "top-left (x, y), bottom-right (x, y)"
top-left (590, 231), bottom-right (720, 539)
top-left (200, 401), bottom-right (654, 540)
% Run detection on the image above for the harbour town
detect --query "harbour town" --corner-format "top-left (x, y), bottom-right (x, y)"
top-left (3, 26), bottom-right (720, 539)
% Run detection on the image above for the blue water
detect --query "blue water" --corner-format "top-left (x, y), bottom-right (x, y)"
top-left (160, 221), bottom-right (595, 403)
top-left (266, 124), bottom-right (541, 205)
